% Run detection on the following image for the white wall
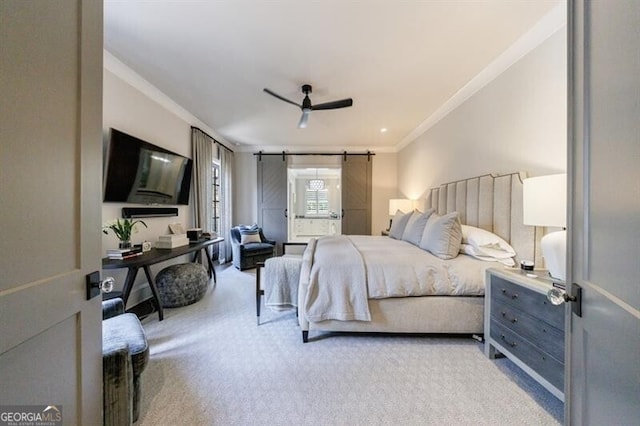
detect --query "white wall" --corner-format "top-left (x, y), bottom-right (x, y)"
top-left (372, 153), bottom-right (398, 233)
top-left (102, 69), bottom-right (195, 303)
top-left (398, 29), bottom-right (567, 200)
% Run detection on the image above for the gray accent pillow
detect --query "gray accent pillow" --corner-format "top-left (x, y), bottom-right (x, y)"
top-left (401, 209), bottom-right (434, 246)
top-left (419, 211), bottom-right (463, 259)
top-left (389, 210), bottom-right (412, 239)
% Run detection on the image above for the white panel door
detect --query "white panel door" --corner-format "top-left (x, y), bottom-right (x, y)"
top-left (0, 1), bottom-right (103, 424)
top-left (567, 1), bottom-right (640, 424)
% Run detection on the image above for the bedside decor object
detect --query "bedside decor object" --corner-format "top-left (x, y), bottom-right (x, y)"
top-left (388, 198), bottom-right (412, 229)
top-left (520, 260), bottom-right (535, 271)
top-left (102, 218), bottom-right (148, 249)
top-left (523, 174), bottom-right (567, 281)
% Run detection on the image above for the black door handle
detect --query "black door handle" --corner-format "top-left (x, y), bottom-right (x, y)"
top-left (284, 208), bottom-right (288, 218)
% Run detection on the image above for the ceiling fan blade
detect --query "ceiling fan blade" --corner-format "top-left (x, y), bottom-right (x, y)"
top-left (298, 109), bottom-right (310, 129)
top-left (263, 88), bottom-right (301, 108)
top-left (311, 98), bottom-right (353, 110)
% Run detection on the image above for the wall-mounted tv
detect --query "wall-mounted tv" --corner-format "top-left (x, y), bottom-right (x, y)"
top-left (103, 129), bottom-right (192, 205)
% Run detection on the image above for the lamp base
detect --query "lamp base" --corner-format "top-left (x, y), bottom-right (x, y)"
top-left (541, 230), bottom-right (566, 282)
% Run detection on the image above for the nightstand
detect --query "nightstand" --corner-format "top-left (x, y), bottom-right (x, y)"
top-left (381, 230), bottom-right (390, 236)
top-left (484, 267), bottom-right (565, 401)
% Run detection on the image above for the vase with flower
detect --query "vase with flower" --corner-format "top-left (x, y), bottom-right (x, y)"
top-left (102, 218), bottom-right (148, 249)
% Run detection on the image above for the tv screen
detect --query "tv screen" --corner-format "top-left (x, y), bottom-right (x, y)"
top-left (103, 129), bottom-right (192, 205)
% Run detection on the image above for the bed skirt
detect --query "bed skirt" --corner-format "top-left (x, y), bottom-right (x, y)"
top-left (298, 293), bottom-right (484, 342)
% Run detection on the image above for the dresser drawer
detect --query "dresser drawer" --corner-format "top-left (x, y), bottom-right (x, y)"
top-left (491, 299), bottom-right (564, 361)
top-left (491, 276), bottom-right (564, 327)
top-left (491, 320), bottom-right (564, 390)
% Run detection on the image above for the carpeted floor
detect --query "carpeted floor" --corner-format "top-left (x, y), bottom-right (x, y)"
top-left (137, 265), bottom-right (563, 425)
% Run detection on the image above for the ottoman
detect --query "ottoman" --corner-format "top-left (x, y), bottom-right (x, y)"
top-left (155, 262), bottom-right (209, 307)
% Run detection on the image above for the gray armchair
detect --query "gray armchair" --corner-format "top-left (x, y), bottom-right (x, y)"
top-left (230, 225), bottom-right (276, 270)
top-left (102, 298), bottom-right (149, 425)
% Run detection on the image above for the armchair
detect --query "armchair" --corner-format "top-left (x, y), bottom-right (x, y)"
top-left (230, 225), bottom-right (276, 270)
top-left (102, 298), bottom-right (149, 425)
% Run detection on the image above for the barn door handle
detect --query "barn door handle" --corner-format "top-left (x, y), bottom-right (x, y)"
top-left (341, 209), bottom-right (345, 218)
top-left (284, 209), bottom-right (288, 218)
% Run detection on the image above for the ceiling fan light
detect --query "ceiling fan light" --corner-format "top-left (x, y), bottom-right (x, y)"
top-left (298, 110), bottom-right (310, 128)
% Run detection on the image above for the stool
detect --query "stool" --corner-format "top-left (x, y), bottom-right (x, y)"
top-left (155, 262), bottom-right (209, 307)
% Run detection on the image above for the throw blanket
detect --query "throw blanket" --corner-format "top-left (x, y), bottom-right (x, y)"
top-left (264, 255), bottom-right (303, 311)
top-left (303, 236), bottom-right (371, 322)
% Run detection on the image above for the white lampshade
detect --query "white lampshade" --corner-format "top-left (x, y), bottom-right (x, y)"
top-left (389, 199), bottom-right (413, 216)
top-left (523, 174), bottom-right (566, 227)
top-left (523, 174), bottom-right (567, 281)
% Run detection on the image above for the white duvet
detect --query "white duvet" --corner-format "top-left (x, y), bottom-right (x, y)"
top-left (350, 235), bottom-right (489, 298)
top-left (302, 235), bottom-right (491, 322)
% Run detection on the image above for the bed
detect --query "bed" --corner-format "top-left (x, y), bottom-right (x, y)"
top-left (263, 172), bottom-right (540, 342)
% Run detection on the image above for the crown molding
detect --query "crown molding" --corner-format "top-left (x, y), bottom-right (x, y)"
top-left (103, 49), bottom-right (233, 147)
top-left (395, 2), bottom-right (567, 152)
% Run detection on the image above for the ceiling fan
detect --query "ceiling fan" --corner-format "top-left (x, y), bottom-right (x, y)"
top-left (263, 84), bottom-right (353, 128)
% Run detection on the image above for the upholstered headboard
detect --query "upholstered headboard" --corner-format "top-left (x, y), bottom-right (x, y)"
top-left (426, 172), bottom-right (541, 265)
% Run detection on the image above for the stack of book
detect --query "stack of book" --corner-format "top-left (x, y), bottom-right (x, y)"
top-left (156, 234), bottom-right (189, 249)
top-left (106, 246), bottom-right (143, 260)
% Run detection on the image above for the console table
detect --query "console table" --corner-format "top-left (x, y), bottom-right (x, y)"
top-left (102, 237), bottom-right (223, 321)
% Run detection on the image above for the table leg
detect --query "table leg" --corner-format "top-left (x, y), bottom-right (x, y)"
top-left (142, 265), bottom-right (164, 321)
top-left (121, 267), bottom-right (139, 308)
top-left (203, 247), bottom-right (216, 284)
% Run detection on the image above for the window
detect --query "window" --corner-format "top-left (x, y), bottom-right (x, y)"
top-left (211, 161), bottom-right (220, 232)
top-left (305, 179), bottom-right (329, 215)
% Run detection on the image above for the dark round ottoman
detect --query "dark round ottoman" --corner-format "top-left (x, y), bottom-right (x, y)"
top-left (155, 263), bottom-right (209, 308)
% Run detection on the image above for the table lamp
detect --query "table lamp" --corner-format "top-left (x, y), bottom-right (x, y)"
top-left (523, 174), bottom-right (567, 281)
top-left (388, 199), bottom-right (413, 230)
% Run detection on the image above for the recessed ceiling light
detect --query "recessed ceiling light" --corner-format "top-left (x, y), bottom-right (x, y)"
top-left (380, 128), bottom-right (387, 133)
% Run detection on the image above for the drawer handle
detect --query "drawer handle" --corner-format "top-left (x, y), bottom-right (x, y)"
top-left (501, 334), bottom-right (517, 348)
top-left (500, 289), bottom-right (518, 299)
top-left (500, 312), bottom-right (518, 323)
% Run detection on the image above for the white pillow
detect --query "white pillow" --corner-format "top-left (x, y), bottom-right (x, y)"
top-left (460, 244), bottom-right (516, 266)
top-left (389, 209), bottom-right (413, 239)
top-left (461, 225), bottom-right (516, 257)
top-left (241, 233), bottom-right (262, 244)
top-left (419, 212), bottom-right (462, 259)
top-left (401, 209), bottom-right (433, 246)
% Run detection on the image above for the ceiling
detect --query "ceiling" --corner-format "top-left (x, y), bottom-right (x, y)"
top-left (104, 0), bottom-right (561, 152)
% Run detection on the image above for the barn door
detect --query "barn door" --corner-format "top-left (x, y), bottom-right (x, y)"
top-left (341, 155), bottom-right (372, 235)
top-left (0, 0), bottom-right (103, 424)
top-left (566, 0), bottom-right (640, 424)
top-left (257, 155), bottom-right (287, 253)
